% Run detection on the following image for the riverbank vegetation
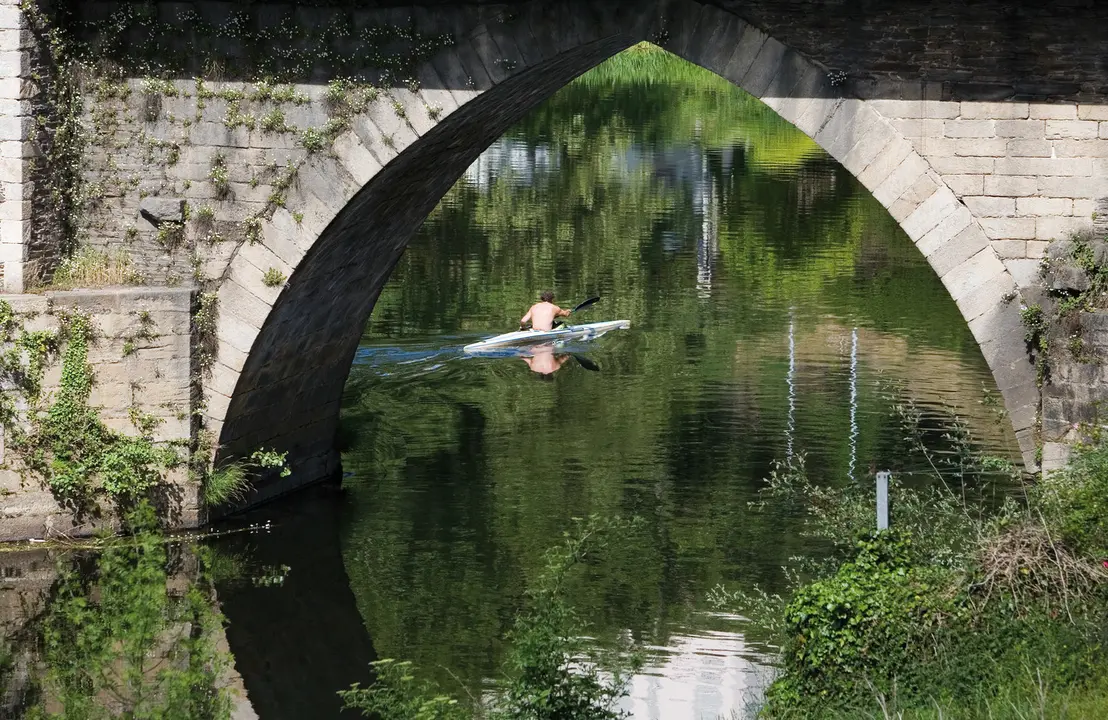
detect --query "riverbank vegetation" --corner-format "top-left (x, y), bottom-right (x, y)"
top-left (709, 418), bottom-right (1108, 718)
top-left (339, 516), bottom-right (643, 719)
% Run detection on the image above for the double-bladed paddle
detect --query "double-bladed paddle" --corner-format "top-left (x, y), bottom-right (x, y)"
top-left (569, 296), bottom-right (601, 314)
top-left (549, 296), bottom-right (601, 330)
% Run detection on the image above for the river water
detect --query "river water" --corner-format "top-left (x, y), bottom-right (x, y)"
top-left (0, 51), bottom-right (1021, 719)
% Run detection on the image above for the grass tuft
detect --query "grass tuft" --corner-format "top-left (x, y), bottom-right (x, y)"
top-left (41, 247), bottom-right (143, 290)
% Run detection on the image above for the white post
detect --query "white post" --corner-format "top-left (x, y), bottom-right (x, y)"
top-left (785, 312), bottom-right (796, 462)
top-left (876, 470), bottom-right (890, 530)
top-left (849, 327), bottom-right (858, 480)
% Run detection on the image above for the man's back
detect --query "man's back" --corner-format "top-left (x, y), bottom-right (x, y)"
top-left (525, 301), bottom-right (561, 331)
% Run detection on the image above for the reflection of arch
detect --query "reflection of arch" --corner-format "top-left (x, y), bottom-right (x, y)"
top-left (206, 0), bottom-right (1038, 512)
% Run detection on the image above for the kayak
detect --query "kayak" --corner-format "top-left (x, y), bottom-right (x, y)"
top-left (463, 320), bottom-right (630, 353)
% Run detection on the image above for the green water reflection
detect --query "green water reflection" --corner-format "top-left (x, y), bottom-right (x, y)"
top-left (337, 50), bottom-right (1020, 717)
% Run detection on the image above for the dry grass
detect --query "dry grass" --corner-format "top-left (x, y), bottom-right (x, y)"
top-left (37, 247), bottom-right (143, 290)
top-left (974, 519), bottom-right (1108, 616)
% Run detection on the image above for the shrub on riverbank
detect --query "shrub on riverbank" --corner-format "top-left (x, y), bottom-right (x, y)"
top-left (339, 516), bottom-right (642, 720)
top-left (722, 434), bottom-right (1108, 718)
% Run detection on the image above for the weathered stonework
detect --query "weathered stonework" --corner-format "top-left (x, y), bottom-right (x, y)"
top-left (0, 0), bottom-right (1105, 531)
top-left (0, 286), bottom-right (198, 541)
top-left (0, 0), bottom-right (35, 292)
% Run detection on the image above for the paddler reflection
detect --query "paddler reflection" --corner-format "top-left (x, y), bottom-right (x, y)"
top-left (521, 343), bottom-right (570, 376)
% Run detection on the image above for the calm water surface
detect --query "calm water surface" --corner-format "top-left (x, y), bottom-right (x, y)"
top-left (0, 54), bottom-right (1023, 719)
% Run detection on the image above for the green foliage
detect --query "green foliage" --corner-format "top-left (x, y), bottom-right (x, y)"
top-left (25, 502), bottom-right (234, 719)
top-left (21, 0), bottom-right (88, 258)
top-left (209, 154), bottom-right (230, 200)
top-left (727, 428), bottom-right (1108, 718)
top-left (262, 267), bottom-right (287, 287)
top-left (1022, 228), bottom-right (1108, 381)
top-left (249, 448), bottom-right (291, 478)
top-left (765, 531), bottom-right (962, 712)
top-left (45, 247), bottom-right (142, 289)
top-left (260, 107), bottom-right (291, 133)
top-left (339, 660), bottom-right (468, 720)
top-left (250, 80), bottom-right (309, 105)
top-left (201, 448), bottom-right (289, 508)
top-left (299, 126), bottom-right (329, 152)
top-left (193, 204), bottom-right (216, 228)
top-left (243, 216), bottom-right (263, 245)
top-left (141, 77), bottom-right (179, 98)
top-left (1036, 440), bottom-right (1108, 559)
top-left (16, 313), bottom-right (179, 513)
top-left (340, 516), bottom-right (642, 720)
top-left (203, 462), bottom-right (247, 507)
top-left (155, 221), bottom-right (186, 250)
top-left (0, 300), bottom-right (58, 431)
top-left (194, 291), bottom-right (219, 373)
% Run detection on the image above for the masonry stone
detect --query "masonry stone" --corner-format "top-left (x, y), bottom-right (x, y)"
top-left (929, 225), bottom-right (990, 276)
top-left (960, 101), bottom-right (1029, 119)
top-left (139, 196), bottom-right (185, 225)
top-left (916, 204), bottom-right (973, 256)
top-left (944, 174), bottom-right (984, 196)
top-left (964, 196), bottom-right (1016, 217)
top-left (944, 119), bottom-right (995, 138)
top-left (1045, 120), bottom-right (1098, 139)
top-left (1016, 197), bottom-right (1071, 216)
top-left (1030, 104), bottom-right (1078, 120)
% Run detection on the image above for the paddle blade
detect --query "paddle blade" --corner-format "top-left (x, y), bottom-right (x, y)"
top-left (571, 296), bottom-right (601, 314)
top-left (572, 354), bottom-right (600, 372)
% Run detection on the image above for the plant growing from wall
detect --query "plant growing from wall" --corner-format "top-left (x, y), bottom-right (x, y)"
top-left (202, 448), bottom-right (290, 507)
top-left (262, 268), bottom-right (287, 287)
top-left (193, 291), bottom-right (219, 374)
top-left (21, 0), bottom-right (90, 262)
top-left (209, 153), bottom-right (231, 200)
top-left (10, 312), bottom-right (182, 515)
top-left (1023, 227), bottom-right (1108, 385)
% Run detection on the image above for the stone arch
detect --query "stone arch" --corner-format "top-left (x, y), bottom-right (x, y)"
top-left (205, 0), bottom-right (1038, 511)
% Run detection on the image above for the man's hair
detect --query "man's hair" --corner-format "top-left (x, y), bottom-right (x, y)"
top-left (540, 290), bottom-right (554, 302)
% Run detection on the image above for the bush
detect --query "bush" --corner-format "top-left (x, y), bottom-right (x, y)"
top-left (765, 530), bottom-right (962, 713)
top-left (1035, 441), bottom-right (1108, 560)
top-left (749, 436), bottom-right (1108, 718)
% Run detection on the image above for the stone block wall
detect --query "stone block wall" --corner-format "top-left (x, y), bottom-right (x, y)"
top-left (1042, 310), bottom-right (1108, 472)
top-left (0, 0), bottom-right (35, 292)
top-left (0, 286), bottom-right (198, 541)
top-left (64, 1), bottom-right (490, 287)
top-left (860, 92), bottom-right (1108, 291)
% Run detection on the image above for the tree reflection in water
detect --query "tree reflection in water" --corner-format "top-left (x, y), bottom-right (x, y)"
top-left (2, 503), bottom-right (244, 720)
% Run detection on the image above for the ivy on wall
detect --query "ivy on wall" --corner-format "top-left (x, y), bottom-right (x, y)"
top-left (0, 300), bottom-right (182, 518)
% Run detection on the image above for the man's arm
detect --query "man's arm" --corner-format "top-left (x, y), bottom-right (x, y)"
top-left (556, 306), bottom-right (571, 317)
top-left (520, 306), bottom-right (532, 329)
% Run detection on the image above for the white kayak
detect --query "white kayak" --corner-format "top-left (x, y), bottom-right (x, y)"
top-left (463, 320), bottom-right (630, 353)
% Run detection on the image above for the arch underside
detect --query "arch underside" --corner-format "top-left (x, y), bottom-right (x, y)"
top-left (209, 0), bottom-right (1039, 512)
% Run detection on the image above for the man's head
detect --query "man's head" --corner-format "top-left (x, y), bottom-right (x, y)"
top-left (540, 290), bottom-right (554, 303)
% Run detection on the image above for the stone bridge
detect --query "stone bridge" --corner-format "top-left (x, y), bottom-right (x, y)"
top-left (2, 0), bottom-right (1108, 525)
